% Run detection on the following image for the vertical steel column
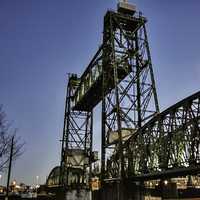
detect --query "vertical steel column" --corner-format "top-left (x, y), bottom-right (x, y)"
top-left (135, 32), bottom-right (142, 128)
top-left (143, 24), bottom-right (160, 113)
top-left (60, 75), bottom-right (71, 185)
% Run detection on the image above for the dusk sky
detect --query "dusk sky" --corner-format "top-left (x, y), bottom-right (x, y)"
top-left (0, 0), bottom-right (200, 185)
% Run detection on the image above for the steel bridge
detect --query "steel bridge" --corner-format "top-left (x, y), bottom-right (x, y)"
top-left (121, 90), bottom-right (200, 180)
top-left (55, 1), bottom-right (200, 200)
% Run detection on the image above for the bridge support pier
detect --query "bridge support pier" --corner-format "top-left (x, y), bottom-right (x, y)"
top-left (127, 182), bottom-right (145, 200)
top-left (159, 181), bottom-right (178, 199)
top-left (93, 180), bottom-right (145, 200)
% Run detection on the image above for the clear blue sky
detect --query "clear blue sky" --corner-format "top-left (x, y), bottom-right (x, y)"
top-left (0, 0), bottom-right (200, 185)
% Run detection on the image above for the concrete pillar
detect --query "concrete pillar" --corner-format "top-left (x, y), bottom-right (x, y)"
top-left (95, 180), bottom-right (145, 200)
top-left (159, 180), bottom-right (178, 199)
top-left (125, 181), bottom-right (145, 200)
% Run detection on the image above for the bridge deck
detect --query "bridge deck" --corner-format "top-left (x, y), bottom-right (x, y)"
top-left (132, 166), bottom-right (200, 181)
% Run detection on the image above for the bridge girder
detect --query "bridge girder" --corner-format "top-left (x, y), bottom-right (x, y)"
top-left (121, 91), bottom-right (200, 180)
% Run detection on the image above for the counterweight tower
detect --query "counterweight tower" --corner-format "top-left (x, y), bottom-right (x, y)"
top-left (101, 4), bottom-right (159, 180)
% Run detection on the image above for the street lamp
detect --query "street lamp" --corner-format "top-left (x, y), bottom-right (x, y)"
top-left (0, 175), bottom-right (2, 193)
top-left (0, 175), bottom-right (2, 185)
top-left (36, 176), bottom-right (39, 194)
top-left (12, 180), bottom-right (16, 192)
top-left (12, 180), bottom-right (16, 186)
top-left (36, 176), bottom-right (39, 185)
top-left (164, 180), bottom-right (168, 185)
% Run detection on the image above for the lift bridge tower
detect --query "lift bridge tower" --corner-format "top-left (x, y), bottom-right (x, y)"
top-left (60, 74), bottom-right (94, 188)
top-left (60, 1), bottom-right (159, 198)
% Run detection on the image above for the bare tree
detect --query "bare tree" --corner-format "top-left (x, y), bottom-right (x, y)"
top-left (0, 105), bottom-right (24, 171)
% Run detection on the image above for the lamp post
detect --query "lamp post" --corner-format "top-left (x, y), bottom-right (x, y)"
top-left (0, 175), bottom-right (2, 185)
top-left (12, 180), bottom-right (16, 192)
top-left (36, 176), bottom-right (39, 194)
top-left (36, 176), bottom-right (39, 186)
top-left (0, 175), bottom-right (2, 193)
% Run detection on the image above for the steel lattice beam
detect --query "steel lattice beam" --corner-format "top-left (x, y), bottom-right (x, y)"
top-left (123, 91), bottom-right (200, 180)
